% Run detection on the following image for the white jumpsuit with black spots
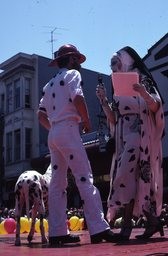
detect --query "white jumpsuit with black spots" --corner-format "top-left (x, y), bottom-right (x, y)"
top-left (39, 68), bottom-right (110, 236)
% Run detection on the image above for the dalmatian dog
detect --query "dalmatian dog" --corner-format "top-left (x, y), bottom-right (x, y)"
top-left (14, 164), bottom-right (52, 246)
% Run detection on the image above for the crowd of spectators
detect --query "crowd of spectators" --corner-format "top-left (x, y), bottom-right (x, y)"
top-left (0, 206), bottom-right (16, 222)
top-left (0, 206), bottom-right (85, 222)
top-left (1, 204), bottom-right (168, 229)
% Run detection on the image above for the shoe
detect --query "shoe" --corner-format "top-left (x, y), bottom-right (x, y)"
top-left (90, 229), bottom-right (115, 244)
top-left (112, 226), bottom-right (132, 242)
top-left (135, 222), bottom-right (164, 240)
top-left (49, 234), bottom-right (80, 245)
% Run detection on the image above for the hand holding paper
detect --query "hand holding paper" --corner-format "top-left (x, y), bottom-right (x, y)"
top-left (133, 83), bottom-right (157, 109)
top-left (112, 72), bottom-right (139, 96)
top-left (133, 83), bottom-right (148, 98)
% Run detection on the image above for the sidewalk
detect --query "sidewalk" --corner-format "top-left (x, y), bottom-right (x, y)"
top-left (1, 228), bottom-right (168, 256)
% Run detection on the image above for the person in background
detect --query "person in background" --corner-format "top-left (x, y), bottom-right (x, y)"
top-left (96, 46), bottom-right (165, 241)
top-left (37, 44), bottom-right (116, 245)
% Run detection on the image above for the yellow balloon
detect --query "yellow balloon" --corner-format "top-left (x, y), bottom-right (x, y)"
top-left (35, 219), bottom-right (48, 233)
top-left (79, 218), bottom-right (84, 230)
top-left (20, 217), bottom-right (31, 233)
top-left (0, 220), bottom-right (8, 234)
top-left (69, 216), bottom-right (80, 231)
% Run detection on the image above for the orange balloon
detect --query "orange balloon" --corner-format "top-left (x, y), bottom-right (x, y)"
top-left (0, 220), bottom-right (8, 234)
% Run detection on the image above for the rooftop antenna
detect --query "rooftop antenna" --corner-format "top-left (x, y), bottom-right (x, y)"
top-left (51, 27), bottom-right (57, 59)
top-left (43, 26), bottom-right (69, 59)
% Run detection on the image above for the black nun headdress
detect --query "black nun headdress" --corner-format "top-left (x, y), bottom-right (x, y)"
top-left (117, 46), bottom-right (164, 103)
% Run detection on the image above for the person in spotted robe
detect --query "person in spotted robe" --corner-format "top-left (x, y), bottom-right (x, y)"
top-left (37, 44), bottom-right (116, 245)
top-left (96, 46), bottom-right (165, 241)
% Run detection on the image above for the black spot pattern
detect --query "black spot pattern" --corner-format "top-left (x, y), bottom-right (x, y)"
top-left (18, 184), bottom-right (22, 190)
top-left (128, 148), bottom-right (135, 153)
top-left (80, 177), bottom-right (86, 182)
top-left (140, 119), bottom-right (143, 125)
top-left (53, 165), bottom-right (58, 170)
top-left (34, 175), bottom-right (38, 181)
top-left (130, 168), bottom-right (134, 173)
top-left (129, 154), bottom-right (136, 162)
top-left (70, 154), bottom-right (73, 160)
top-left (124, 106), bottom-right (131, 110)
top-left (144, 146), bottom-right (148, 155)
top-left (140, 160), bottom-right (151, 183)
top-left (144, 195), bottom-right (149, 200)
top-left (32, 182), bottom-right (36, 188)
top-left (125, 116), bottom-right (130, 121)
top-left (60, 80), bottom-right (64, 86)
top-left (115, 201), bottom-right (121, 206)
top-left (150, 189), bottom-right (154, 197)
top-left (140, 146), bottom-right (143, 152)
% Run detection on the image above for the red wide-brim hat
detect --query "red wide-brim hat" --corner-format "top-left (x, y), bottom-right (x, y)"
top-left (49, 44), bottom-right (86, 67)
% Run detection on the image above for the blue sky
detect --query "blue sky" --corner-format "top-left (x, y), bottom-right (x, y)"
top-left (0, 0), bottom-right (168, 74)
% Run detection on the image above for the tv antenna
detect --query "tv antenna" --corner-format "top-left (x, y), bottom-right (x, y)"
top-left (51, 27), bottom-right (58, 59)
top-left (43, 26), bottom-right (68, 59)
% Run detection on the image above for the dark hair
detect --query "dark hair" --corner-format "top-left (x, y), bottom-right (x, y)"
top-left (120, 46), bottom-right (164, 103)
top-left (120, 47), bottom-right (154, 80)
top-left (57, 56), bottom-right (70, 68)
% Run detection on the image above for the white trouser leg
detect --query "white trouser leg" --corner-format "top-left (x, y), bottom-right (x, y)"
top-left (48, 150), bottom-right (69, 237)
top-left (68, 142), bottom-right (110, 235)
top-left (48, 121), bottom-right (110, 237)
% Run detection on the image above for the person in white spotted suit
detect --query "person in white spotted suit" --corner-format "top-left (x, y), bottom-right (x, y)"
top-left (37, 44), bottom-right (116, 245)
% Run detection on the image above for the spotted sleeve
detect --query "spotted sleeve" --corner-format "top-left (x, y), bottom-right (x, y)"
top-left (66, 70), bottom-right (84, 101)
top-left (38, 82), bottom-right (51, 113)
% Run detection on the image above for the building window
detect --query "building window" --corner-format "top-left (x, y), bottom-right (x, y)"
top-left (6, 132), bottom-right (12, 163)
top-left (14, 79), bottom-right (21, 110)
top-left (25, 78), bottom-right (31, 108)
top-left (14, 129), bottom-right (21, 161)
top-left (154, 45), bottom-right (168, 60)
top-left (161, 70), bottom-right (168, 77)
top-left (25, 128), bottom-right (32, 159)
top-left (6, 83), bottom-right (13, 113)
top-left (0, 94), bottom-right (5, 113)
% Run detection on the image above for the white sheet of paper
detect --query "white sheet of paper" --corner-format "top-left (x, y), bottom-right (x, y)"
top-left (112, 72), bottom-right (139, 96)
